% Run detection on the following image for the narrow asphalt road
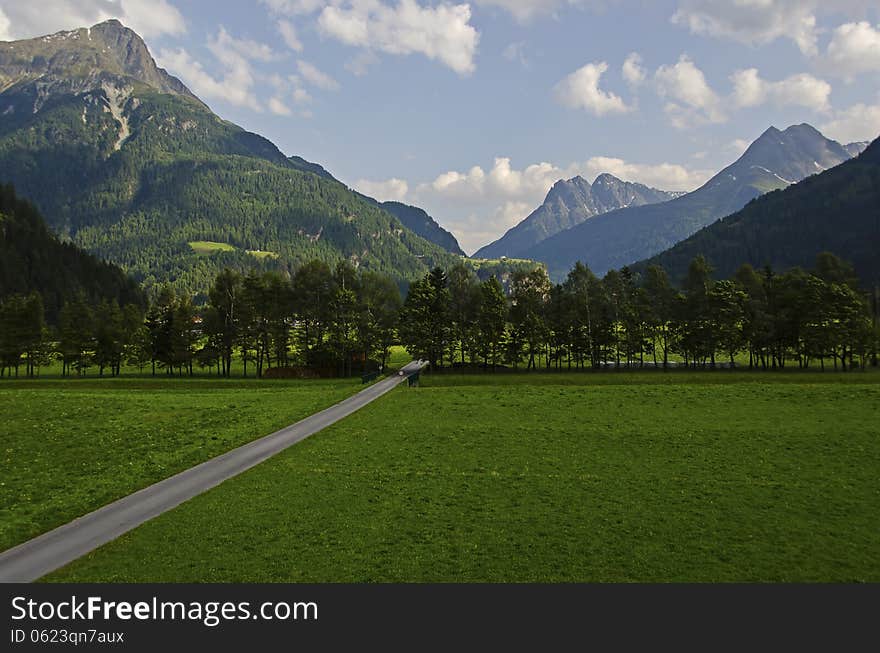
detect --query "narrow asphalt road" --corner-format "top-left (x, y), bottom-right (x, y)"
top-left (0, 361), bottom-right (425, 583)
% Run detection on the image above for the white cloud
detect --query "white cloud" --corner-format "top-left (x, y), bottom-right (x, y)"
top-left (820, 102), bottom-right (880, 144)
top-left (730, 68), bottom-right (831, 111)
top-left (727, 138), bottom-right (751, 157)
top-left (622, 52), bottom-right (645, 86)
top-left (354, 177), bottom-right (409, 201)
top-left (0, 8), bottom-right (12, 41)
top-left (292, 86), bottom-right (312, 103)
top-left (654, 54), bottom-right (725, 128)
top-left (297, 60), bottom-right (340, 90)
top-left (157, 28), bottom-right (277, 112)
top-left (502, 41), bottom-right (528, 67)
top-left (317, 0), bottom-right (479, 76)
top-left (210, 26), bottom-right (279, 64)
top-left (269, 96), bottom-right (293, 115)
top-left (278, 20), bottom-right (304, 52)
top-left (671, 0), bottom-right (819, 55)
top-left (826, 22), bottom-right (880, 79)
top-left (473, 0), bottom-right (565, 23)
top-left (0, 0), bottom-right (186, 40)
top-left (554, 61), bottom-right (631, 116)
top-left (116, 0), bottom-right (186, 38)
top-left (259, 0), bottom-right (326, 15)
top-left (158, 46), bottom-right (261, 111)
top-left (345, 50), bottom-right (380, 76)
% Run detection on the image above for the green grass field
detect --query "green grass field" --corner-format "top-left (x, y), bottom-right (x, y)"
top-left (187, 240), bottom-right (236, 255)
top-left (45, 372), bottom-right (880, 582)
top-left (0, 378), bottom-right (361, 551)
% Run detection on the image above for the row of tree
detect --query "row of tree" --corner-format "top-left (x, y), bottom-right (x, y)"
top-left (1, 253), bottom-right (876, 378)
top-left (0, 260), bottom-right (402, 378)
top-left (399, 253), bottom-right (878, 372)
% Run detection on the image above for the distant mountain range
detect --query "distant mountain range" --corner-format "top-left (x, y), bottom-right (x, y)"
top-left (475, 173), bottom-right (677, 259)
top-left (0, 20), bottom-right (459, 294)
top-left (633, 136), bottom-right (880, 286)
top-left (517, 124), bottom-right (861, 280)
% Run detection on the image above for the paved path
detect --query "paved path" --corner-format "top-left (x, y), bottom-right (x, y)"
top-left (0, 361), bottom-right (425, 583)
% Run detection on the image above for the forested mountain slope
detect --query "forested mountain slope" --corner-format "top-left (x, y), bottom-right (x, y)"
top-left (0, 20), bottom-right (455, 294)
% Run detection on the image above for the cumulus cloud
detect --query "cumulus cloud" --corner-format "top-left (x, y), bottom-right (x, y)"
top-left (554, 61), bottom-right (631, 116)
top-left (826, 22), bottom-right (880, 79)
top-left (297, 60), bottom-right (340, 90)
top-left (654, 54), bottom-right (725, 128)
top-left (317, 0), bottom-right (479, 75)
top-left (671, 0), bottom-right (819, 55)
top-left (277, 19), bottom-right (304, 51)
top-left (622, 52), bottom-right (645, 86)
top-left (730, 68), bottom-right (831, 111)
top-left (0, 0), bottom-right (186, 40)
top-left (354, 177), bottom-right (409, 201)
top-left (820, 102), bottom-right (880, 144)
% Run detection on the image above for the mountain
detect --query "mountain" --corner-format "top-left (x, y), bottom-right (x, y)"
top-left (0, 184), bottom-right (143, 322)
top-left (474, 173), bottom-right (677, 259)
top-left (277, 156), bottom-right (465, 256)
top-left (632, 137), bottom-right (880, 286)
top-left (0, 21), bottom-right (456, 295)
top-left (522, 124), bottom-right (857, 280)
top-left (374, 201), bottom-right (465, 256)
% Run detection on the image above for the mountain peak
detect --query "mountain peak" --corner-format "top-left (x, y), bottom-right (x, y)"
top-left (0, 20), bottom-right (200, 102)
top-left (593, 173), bottom-right (622, 185)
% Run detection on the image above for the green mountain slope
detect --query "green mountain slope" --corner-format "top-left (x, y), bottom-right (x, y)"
top-left (632, 137), bottom-right (880, 286)
top-left (523, 124), bottom-right (856, 280)
top-left (0, 184), bottom-right (143, 321)
top-left (375, 201), bottom-right (465, 256)
top-left (0, 20), bottom-right (455, 294)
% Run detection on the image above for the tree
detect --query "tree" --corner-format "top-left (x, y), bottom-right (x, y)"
top-left (476, 276), bottom-right (507, 370)
top-left (399, 267), bottom-right (450, 370)
top-left (206, 269), bottom-right (243, 377)
top-left (508, 268), bottom-right (550, 370)
top-left (58, 294), bottom-right (94, 376)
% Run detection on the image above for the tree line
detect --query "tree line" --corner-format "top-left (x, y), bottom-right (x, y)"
top-left (0, 260), bottom-right (401, 379)
top-left (1, 253), bottom-right (876, 378)
top-left (399, 253), bottom-right (878, 373)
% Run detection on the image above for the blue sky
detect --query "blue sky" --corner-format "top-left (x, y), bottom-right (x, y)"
top-left (2, 1), bottom-right (879, 252)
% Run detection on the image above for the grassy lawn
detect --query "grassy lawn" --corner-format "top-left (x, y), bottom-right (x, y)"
top-left (0, 378), bottom-right (361, 551)
top-left (47, 372), bottom-right (880, 582)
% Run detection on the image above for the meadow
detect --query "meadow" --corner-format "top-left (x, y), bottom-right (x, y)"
top-left (45, 370), bottom-right (880, 582)
top-left (0, 377), bottom-right (361, 551)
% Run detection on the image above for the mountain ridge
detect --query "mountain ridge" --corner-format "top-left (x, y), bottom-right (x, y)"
top-left (475, 173), bottom-right (676, 259)
top-left (521, 123), bottom-right (858, 279)
top-left (631, 136), bottom-right (880, 286)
